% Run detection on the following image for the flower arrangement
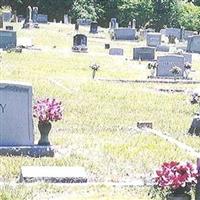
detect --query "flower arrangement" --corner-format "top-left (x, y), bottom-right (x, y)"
top-left (170, 66), bottom-right (182, 80)
top-left (33, 98), bottom-right (63, 123)
top-left (89, 63), bottom-right (100, 79)
top-left (149, 161), bottom-right (198, 199)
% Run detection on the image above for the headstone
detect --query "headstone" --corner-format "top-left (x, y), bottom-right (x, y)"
top-left (2, 11), bottom-right (12, 22)
top-left (114, 28), bottom-right (136, 40)
top-left (137, 122), bottom-right (153, 129)
top-left (156, 45), bottom-right (170, 52)
top-left (64, 15), bottom-right (69, 24)
top-left (37, 14), bottom-right (48, 24)
top-left (17, 15), bottom-right (24, 23)
top-left (109, 48), bottom-right (124, 56)
top-left (132, 19), bottom-right (136, 28)
top-left (133, 47), bottom-right (155, 61)
top-left (77, 18), bottom-right (91, 26)
top-left (165, 28), bottom-right (181, 40)
top-left (0, 82), bottom-right (33, 146)
top-left (187, 35), bottom-right (200, 54)
top-left (105, 44), bottom-right (110, 49)
top-left (90, 22), bottom-right (98, 34)
top-left (0, 30), bottom-right (16, 49)
top-left (23, 6), bottom-right (33, 28)
top-left (160, 29), bottom-right (166, 35)
top-left (72, 34), bottom-right (88, 52)
top-left (20, 166), bottom-right (87, 183)
top-left (0, 15), bottom-right (3, 29)
top-left (32, 7), bottom-right (38, 23)
top-left (75, 22), bottom-right (79, 31)
top-left (109, 18), bottom-right (118, 29)
top-left (146, 33), bottom-right (161, 47)
top-left (156, 55), bottom-right (185, 77)
top-left (6, 26), bottom-right (13, 31)
top-left (184, 30), bottom-right (194, 40)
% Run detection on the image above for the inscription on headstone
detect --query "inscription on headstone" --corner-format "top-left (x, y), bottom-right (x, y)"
top-left (0, 82), bottom-right (33, 146)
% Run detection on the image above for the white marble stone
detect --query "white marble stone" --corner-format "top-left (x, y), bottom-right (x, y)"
top-left (0, 81), bottom-right (33, 146)
top-left (20, 166), bottom-right (88, 183)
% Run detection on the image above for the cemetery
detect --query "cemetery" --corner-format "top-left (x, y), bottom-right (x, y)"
top-left (1, 1), bottom-right (200, 199)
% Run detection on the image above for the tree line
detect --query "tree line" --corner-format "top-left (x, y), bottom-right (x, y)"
top-left (1, 0), bottom-right (200, 31)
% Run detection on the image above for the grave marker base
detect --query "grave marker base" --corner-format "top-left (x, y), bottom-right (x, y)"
top-left (0, 145), bottom-right (54, 157)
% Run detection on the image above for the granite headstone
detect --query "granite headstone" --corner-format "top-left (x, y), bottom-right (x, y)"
top-left (0, 82), bottom-right (33, 146)
top-left (133, 47), bottom-right (155, 61)
top-left (156, 55), bottom-right (185, 77)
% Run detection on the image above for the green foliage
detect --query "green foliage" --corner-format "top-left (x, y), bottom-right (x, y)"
top-left (179, 2), bottom-right (200, 31)
top-left (71, 0), bottom-right (97, 21)
top-left (2, 0), bottom-right (200, 31)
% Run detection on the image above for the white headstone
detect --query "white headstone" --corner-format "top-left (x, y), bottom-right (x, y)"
top-left (20, 166), bottom-right (87, 183)
top-left (0, 82), bottom-right (33, 146)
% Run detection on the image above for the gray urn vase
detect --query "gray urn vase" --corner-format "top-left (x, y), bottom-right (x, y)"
top-left (38, 122), bottom-right (52, 146)
top-left (166, 193), bottom-right (191, 200)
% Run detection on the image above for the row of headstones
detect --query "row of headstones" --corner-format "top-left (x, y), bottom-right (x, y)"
top-left (71, 33), bottom-right (191, 78)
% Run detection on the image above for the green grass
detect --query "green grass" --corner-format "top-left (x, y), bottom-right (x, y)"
top-left (0, 22), bottom-right (200, 199)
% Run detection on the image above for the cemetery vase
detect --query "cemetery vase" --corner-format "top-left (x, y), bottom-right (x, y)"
top-left (38, 121), bottom-right (52, 146)
top-left (166, 193), bottom-right (191, 200)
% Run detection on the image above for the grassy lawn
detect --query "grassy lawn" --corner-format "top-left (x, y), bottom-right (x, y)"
top-left (0, 22), bottom-right (200, 199)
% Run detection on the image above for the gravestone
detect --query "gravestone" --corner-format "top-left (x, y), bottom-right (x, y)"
top-left (90, 22), bottom-right (98, 34)
top-left (133, 47), bottom-right (155, 61)
top-left (184, 30), bottom-right (194, 40)
top-left (156, 55), bottom-right (185, 77)
top-left (2, 11), bottom-right (12, 22)
top-left (146, 33), bottom-right (161, 47)
top-left (37, 14), bottom-right (48, 23)
top-left (109, 48), bottom-right (123, 56)
top-left (187, 35), bottom-right (200, 54)
top-left (109, 18), bottom-right (118, 29)
top-left (20, 166), bottom-right (87, 183)
top-left (77, 18), bottom-right (91, 26)
top-left (156, 45), bottom-right (170, 52)
top-left (72, 34), bottom-right (88, 52)
top-left (32, 7), bottom-right (38, 23)
top-left (0, 82), bottom-right (33, 146)
top-left (64, 14), bottom-right (69, 24)
top-left (0, 30), bottom-right (16, 49)
top-left (23, 6), bottom-right (33, 28)
top-left (6, 26), bottom-right (13, 31)
top-left (105, 44), bottom-right (110, 49)
top-left (75, 22), bottom-right (79, 31)
top-left (132, 19), bottom-right (136, 28)
top-left (165, 28), bottom-right (181, 40)
top-left (0, 15), bottom-right (3, 29)
top-left (114, 28), bottom-right (136, 40)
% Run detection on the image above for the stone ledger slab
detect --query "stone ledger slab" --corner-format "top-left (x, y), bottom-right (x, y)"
top-left (0, 145), bottom-right (54, 157)
top-left (20, 166), bottom-right (88, 183)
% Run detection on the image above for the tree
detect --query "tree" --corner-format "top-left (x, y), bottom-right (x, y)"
top-left (151, 0), bottom-right (182, 31)
top-left (179, 2), bottom-right (200, 31)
